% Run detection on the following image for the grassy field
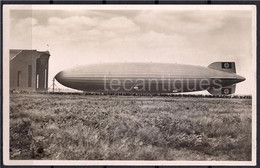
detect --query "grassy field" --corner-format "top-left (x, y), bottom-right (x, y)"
top-left (9, 93), bottom-right (252, 160)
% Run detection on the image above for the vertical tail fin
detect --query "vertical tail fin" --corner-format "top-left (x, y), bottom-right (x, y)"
top-left (208, 62), bottom-right (236, 73)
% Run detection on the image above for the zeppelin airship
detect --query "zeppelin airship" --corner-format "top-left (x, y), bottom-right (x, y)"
top-left (55, 62), bottom-right (245, 95)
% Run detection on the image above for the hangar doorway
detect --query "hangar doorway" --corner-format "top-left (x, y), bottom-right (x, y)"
top-left (36, 56), bottom-right (49, 91)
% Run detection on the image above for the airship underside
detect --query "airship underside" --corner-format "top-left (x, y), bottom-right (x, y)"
top-left (55, 62), bottom-right (245, 95)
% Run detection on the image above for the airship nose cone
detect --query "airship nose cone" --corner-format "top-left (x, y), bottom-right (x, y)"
top-left (55, 71), bottom-right (64, 83)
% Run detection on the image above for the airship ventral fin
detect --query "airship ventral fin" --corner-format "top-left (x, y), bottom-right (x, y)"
top-left (207, 84), bottom-right (236, 95)
top-left (208, 62), bottom-right (236, 74)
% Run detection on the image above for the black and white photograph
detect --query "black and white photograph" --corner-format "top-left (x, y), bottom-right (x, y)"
top-left (3, 4), bottom-right (256, 166)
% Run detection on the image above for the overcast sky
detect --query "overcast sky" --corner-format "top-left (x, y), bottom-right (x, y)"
top-left (7, 5), bottom-right (255, 94)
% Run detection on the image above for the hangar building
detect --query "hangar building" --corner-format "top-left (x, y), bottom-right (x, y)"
top-left (10, 49), bottom-right (51, 92)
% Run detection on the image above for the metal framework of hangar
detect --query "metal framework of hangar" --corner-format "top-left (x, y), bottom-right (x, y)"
top-left (10, 49), bottom-right (51, 92)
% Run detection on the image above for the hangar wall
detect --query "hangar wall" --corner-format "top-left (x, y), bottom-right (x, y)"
top-left (10, 49), bottom-right (50, 92)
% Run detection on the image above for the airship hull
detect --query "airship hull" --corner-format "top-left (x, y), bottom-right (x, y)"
top-left (55, 62), bottom-right (245, 95)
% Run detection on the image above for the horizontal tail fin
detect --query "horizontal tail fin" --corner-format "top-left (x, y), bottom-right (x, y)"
top-left (208, 84), bottom-right (236, 95)
top-left (208, 62), bottom-right (236, 73)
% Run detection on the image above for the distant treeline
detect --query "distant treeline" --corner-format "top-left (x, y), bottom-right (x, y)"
top-left (10, 89), bottom-right (252, 99)
top-left (46, 91), bottom-right (252, 99)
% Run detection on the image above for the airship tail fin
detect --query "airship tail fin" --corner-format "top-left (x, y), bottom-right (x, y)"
top-left (208, 62), bottom-right (236, 73)
top-left (207, 84), bottom-right (236, 95)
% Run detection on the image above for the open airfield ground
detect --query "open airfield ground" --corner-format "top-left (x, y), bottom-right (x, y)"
top-left (9, 93), bottom-right (252, 160)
